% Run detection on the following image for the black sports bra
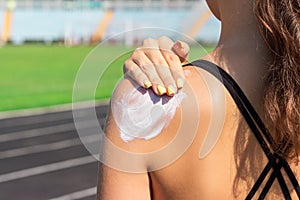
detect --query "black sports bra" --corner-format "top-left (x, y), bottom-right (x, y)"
top-left (183, 60), bottom-right (300, 200)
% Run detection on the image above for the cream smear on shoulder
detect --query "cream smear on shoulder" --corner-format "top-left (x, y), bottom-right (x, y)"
top-left (111, 83), bottom-right (186, 142)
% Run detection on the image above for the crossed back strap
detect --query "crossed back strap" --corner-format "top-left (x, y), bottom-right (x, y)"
top-left (184, 60), bottom-right (300, 199)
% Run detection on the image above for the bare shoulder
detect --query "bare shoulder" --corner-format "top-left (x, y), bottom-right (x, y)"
top-left (105, 78), bottom-right (186, 152)
top-left (182, 65), bottom-right (227, 114)
top-left (103, 66), bottom-right (226, 169)
top-left (102, 77), bottom-right (190, 172)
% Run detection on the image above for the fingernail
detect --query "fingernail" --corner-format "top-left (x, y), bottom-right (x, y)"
top-left (157, 85), bottom-right (167, 95)
top-left (167, 85), bottom-right (176, 96)
top-left (176, 41), bottom-right (184, 49)
top-left (143, 80), bottom-right (152, 88)
top-left (179, 41), bottom-right (184, 49)
top-left (176, 78), bottom-right (184, 88)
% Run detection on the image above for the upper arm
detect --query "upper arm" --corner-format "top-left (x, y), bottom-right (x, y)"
top-left (97, 78), bottom-right (184, 199)
top-left (97, 66), bottom-right (224, 199)
top-left (97, 114), bottom-right (152, 200)
top-left (97, 161), bottom-right (151, 200)
top-left (97, 79), bottom-right (152, 200)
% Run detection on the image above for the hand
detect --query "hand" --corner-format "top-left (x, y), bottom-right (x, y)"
top-left (123, 36), bottom-right (190, 96)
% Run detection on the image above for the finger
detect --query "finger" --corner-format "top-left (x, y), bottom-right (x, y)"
top-left (123, 59), bottom-right (152, 88)
top-left (161, 52), bottom-right (185, 89)
top-left (142, 38), bottom-right (159, 49)
top-left (143, 36), bottom-right (177, 96)
top-left (158, 37), bottom-right (185, 90)
top-left (143, 46), bottom-right (177, 96)
top-left (172, 40), bottom-right (190, 64)
top-left (131, 50), bottom-right (166, 95)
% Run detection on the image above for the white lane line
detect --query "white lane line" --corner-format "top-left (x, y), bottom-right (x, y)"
top-left (0, 123), bottom-right (75, 143)
top-left (0, 135), bottom-right (99, 159)
top-left (0, 119), bottom-right (100, 143)
top-left (0, 100), bottom-right (109, 120)
top-left (49, 187), bottom-right (97, 200)
top-left (0, 155), bottom-right (98, 183)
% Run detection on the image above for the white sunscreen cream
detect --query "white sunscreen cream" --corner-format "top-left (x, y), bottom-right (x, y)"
top-left (111, 83), bottom-right (186, 142)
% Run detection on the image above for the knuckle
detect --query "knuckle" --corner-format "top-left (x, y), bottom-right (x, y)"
top-left (158, 36), bottom-right (170, 42)
top-left (124, 59), bottom-right (131, 67)
top-left (150, 55), bottom-right (167, 66)
top-left (166, 53), bottom-right (180, 62)
top-left (157, 59), bottom-right (167, 66)
top-left (136, 73), bottom-right (145, 81)
top-left (140, 63), bottom-right (151, 72)
top-left (131, 50), bottom-right (140, 58)
top-left (131, 68), bottom-right (140, 77)
top-left (143, 38), bottom-right (155, 46)
top-left (124, 63), bottom-right (134, 73)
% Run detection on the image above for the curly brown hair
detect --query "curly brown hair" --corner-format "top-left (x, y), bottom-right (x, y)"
top-left (254, 0), bottom-right (300, 159)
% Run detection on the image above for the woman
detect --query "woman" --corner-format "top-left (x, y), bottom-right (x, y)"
top-left (98, 0), bottom-right (300, 199)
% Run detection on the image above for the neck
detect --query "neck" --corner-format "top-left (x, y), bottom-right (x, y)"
top-left (205, 0), bottom-right (273, 109)
top-left (215, 0), bottom-right (270, 65)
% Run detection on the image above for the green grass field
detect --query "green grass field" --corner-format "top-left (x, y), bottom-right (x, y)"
top-left (0, 44), bottom-right (213, 112)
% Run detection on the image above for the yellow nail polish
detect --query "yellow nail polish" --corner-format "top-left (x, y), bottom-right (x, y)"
top-left (157, 85), bottom-right (166, 95)
top-left (143, 80), bottom-right (152, 88)
top-left (167, 86), bottom-right (176, 96)
top-left (176, 79), bottom-right (184, 88)
top-left (179, 41), bottom-right (185, 49)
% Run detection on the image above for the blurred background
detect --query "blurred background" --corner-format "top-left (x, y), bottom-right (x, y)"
top-left (0, 0), bottom-right (220, 199)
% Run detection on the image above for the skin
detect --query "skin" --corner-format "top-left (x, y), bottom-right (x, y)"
top-left (123, 37), bottom-right (190, 95)
top-left (98, 0), bottom-right (300, 199)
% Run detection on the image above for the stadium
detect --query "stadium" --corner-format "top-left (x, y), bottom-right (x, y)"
top-left (0, 0), bottom-right (220, 111)
top-left (0, 0), bottom-right (220, 45)
top-left (0, 0), bottom-right (220, 199)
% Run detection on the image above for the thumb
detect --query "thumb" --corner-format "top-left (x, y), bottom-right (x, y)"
top-left (172, 40), bottom-right (190, 64)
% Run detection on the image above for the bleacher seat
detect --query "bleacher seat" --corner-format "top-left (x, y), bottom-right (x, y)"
top-left (10, 10), bottom-right (104, 44)
top-left (1, 8), bottom-right (220, 44)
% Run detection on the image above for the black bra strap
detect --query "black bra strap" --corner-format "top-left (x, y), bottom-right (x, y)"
top-left (183, 59), bottom-right (300, 199)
